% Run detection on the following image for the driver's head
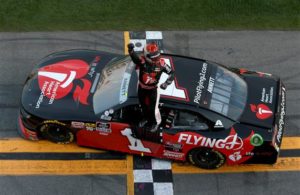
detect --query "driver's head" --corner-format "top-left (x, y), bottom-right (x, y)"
top-left (143, 42), bottom-right (161, 64)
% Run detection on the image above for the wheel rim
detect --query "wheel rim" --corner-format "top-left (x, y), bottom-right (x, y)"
top-left (42, 123), bottom-right (72, 143)
top-left (48, 125), bottom-right (68, 140)
top-left (193, 148), bottom-right (224, 169)
top-left (197, 150), bottom-right (219, 164)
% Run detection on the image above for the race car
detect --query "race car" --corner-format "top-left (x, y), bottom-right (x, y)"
top-left (18, 49), bottom-right (286, 169)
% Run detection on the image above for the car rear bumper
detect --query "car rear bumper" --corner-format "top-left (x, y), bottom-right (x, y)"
top-left (272, 81), bottom-right (286, 153)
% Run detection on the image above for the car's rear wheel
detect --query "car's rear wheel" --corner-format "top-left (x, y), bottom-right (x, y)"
top-left (39, 121), bottom-right (74, 144)
top-left (188, 148), bottom-right (225, 169)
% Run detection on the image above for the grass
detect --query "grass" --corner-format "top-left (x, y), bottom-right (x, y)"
top-left (0, 0), bottom-right (299, 31)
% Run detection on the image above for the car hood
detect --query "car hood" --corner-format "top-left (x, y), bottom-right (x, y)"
top-left (239, 73), bottom-right (279, 129)
top-left (21, 50), bottom-right (122, 121)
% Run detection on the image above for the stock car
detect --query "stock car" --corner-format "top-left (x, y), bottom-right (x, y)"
top-left (17, 49), bottom-right (286, 169)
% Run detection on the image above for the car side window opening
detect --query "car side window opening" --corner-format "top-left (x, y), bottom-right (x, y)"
top-left (173, 110), bottom-right (210, 130)
top-left (112, 105), bottom-right (143, 124)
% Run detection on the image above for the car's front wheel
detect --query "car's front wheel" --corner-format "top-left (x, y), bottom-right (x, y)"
top-left (188, 148), bottom-right (225, 169)
top-left (39, 121), bottom-right (74, 144)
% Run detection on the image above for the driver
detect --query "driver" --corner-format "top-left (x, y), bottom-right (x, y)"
top-left (127, 42), bottom-right (174, 132)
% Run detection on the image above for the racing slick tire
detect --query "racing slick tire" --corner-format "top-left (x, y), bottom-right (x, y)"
top-left (39, 120), bottom-right (74, 144)
top-left (188, 148), bottom-right (225, 169)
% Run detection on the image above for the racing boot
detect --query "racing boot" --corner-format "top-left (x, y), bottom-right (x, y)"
top-left (139, 119), bottom-right (148, 128)
top-left (147, 123), bottom-right (159, 133)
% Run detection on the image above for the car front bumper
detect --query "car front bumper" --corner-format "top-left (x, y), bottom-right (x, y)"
top-left (17, 110), bottom-right (39, 141)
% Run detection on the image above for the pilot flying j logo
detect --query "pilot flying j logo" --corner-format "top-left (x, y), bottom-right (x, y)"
top-left (36, 59), bottom-right (92, 108)
top-left (178, 132), bottom-right (243, 150)
top-left (250, 104), bottom-right (273, 120)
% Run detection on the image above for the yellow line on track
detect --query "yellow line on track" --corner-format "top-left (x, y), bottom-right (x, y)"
top-left (281, 137), bottom-right (300, 149)
top-left (126, 155), bottom-right (134, 195)
top-left (0, 138), bottom-right (104, 153)
top-left (124, 31), bottom-right (129, 55)
top-left (173, 157), bottom-right (300, 174)
top-left (124, 31), bottom-right (134, 195)
top-left (0, 160), bottom-right (127, 175)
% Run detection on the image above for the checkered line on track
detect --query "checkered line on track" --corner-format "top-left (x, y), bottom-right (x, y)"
top-left (129, 31), bottom-right (174, 195)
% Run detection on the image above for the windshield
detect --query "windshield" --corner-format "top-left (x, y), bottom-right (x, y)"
top-left (93, 56), bottom-right (135, 115)
top-left (204, 63), bottom-right (247, 120)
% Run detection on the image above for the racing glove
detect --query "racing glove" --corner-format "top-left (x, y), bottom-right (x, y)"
top-left (127, 43), bottom-right (135, 53)
top-left (160, 82), bottom-right (168, 90)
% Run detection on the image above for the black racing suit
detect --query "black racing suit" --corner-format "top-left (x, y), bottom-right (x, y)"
top-left (128, 50), bottom-right (174, 128)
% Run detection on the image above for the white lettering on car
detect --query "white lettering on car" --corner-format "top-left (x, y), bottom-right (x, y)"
top-left (207, 77), bottom-right (215, 93)
top-left (178, 133), bottom-right (243, 150)
top-left (194, 63), bottom-right (208, 104)
top-left (277, 89), bottom-right (285, 143)
top-left (35, 81), bottom-right (49, 108)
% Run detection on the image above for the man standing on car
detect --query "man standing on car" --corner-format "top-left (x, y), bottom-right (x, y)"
top-left (127, 42), bottom-right (174, 132)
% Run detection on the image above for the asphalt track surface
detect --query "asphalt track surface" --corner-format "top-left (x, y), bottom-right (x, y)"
top-left (0, 31), bottom-right (299, 195)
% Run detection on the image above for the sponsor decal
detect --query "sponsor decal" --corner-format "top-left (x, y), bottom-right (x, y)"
top-left (164, 141), bottom-right (183, 152)
top-left (96, 122), bottom-right (112, 135)
top-left (207, 77), bottom-right (215, 94)
top-left (100, 109), bottom-right (114, 121)
top-left (71, 121), bottom-right (85, 129)
top-left (250, 104), bottom-right (273, 120)
top-left (35, 81), bottom-right (49, 108)
top-left (121, 128), bottom-right (151, 153)
top-left (246, 152), bottom-right (254, 156)
top-left (88, 56), bottom-right (101, 78)
top-left (276, 89), bottom-right (286, 144)
top-left (194, 63), bottom-right (208, 104)
top-left (178, 133), bottom-right (243, 150)
top-left (214, 120), bottom-right (224, 128)
top-left (250, 133), bottom-right (264, 146)
top-left (85, 123), bottom-right (96, 131)
top-left (163, 150), bottom-right (184, 159)
top-left (142, 73), bottom-right (156, 85)
top-left (43, 120), bottom-right (65, 125)
top-left (101, 115), bottom-right (112, 121)
top-left (120, 72), bottom-right (131, 104)
top-left (229, 151), bottom-right (242, 162)
top-left (260, 87), bottom-right (274, 104)
top-left (37, 59), bottom-right (91, 107)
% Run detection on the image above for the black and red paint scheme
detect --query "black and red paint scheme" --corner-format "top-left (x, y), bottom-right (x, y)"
top-left (18, 49), bottom-right (286, 169)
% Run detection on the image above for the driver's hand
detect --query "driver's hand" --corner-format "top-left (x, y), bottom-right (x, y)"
top-left (127, 43), bottom-right (134, 52)
top-left (160, 82), bottom-right (168, 90)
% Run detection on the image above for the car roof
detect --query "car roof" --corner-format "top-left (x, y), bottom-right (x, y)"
top-left (126, 53), bottom-right (247, 122)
